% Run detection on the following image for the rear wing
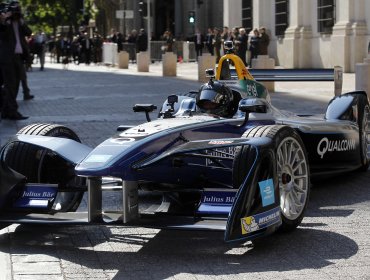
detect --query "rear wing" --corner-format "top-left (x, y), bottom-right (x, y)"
top-left (232, 67), bottom-right (343, 96)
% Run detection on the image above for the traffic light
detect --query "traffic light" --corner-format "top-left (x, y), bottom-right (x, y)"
top-left (188, 11), bottom-right (195, 24)
top-left (139, 1), bottom-right (147, 17)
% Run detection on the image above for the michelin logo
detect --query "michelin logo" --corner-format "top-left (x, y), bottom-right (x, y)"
top-left (241, 207), bottom-right (280, 235)
top-left (317, 137), bottom-right (356, 159)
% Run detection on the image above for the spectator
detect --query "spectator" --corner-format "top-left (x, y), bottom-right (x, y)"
top-left (0, 1), bottom-right (30, 120)
top-left (205, 27), bottom-right (214, 55)
top-left (136, 28), bottom-right (148, 53)
top-left (92, 32), bottom-right (103, 64)
top-left (34, 30), bottom-right (46, 70)
top-left (193, 28), bottom-right (204, 59)
top-left (235, 28), bottom-right (248, 66)
top-left (161, 30), bottom-right (173, 52)
top-left (221, 26), bottom-right (231, 54)
top-left (249, 28), bottom-right (260, 66)
top-left (80, 32), bottom-right (93, 65)
top-left (55, 34), bottom-right (64, 63)
top-left (127, 29), bottom-right (137, 62)
top-left (259, 27), bottom-right (270, 55)
top-left (213, 27), bottom-right (222, 63)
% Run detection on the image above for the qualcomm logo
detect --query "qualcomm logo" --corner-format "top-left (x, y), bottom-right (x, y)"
top-left (317, 137), bottom-right (356, 159)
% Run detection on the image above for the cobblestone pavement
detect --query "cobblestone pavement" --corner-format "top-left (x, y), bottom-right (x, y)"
top-left (0, 60), bottom-right (369, 280)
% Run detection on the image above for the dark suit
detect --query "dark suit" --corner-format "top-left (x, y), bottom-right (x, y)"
top-left (0, 17), bottom-right (32, 118)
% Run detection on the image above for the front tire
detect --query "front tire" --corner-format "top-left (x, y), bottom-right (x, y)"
top-left (3, 123), bottom-right (85, 212)
top-left (233, 125), bottom-right (310, 231)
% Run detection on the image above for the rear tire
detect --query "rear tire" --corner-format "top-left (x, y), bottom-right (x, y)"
top-left (3, 123), bottom-right (85, 212)
top-left (357, 94), bottom-right (370, 171)
top-left (233, 125), bottom-right (310, 231)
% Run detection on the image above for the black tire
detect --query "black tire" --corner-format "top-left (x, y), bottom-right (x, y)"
top-left (3, 123), bottom-right (84, 212)
top-left (357, 94), bottom-right (370, 171)
top-left (233, 125), bottom-right (310, 232)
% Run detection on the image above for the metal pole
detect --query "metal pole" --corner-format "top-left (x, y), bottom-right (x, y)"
top-left (147, 0), bottom-right (151, 60)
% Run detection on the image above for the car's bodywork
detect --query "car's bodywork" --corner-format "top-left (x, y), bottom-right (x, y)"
top-left (0, 48), bottom-right (369, 243)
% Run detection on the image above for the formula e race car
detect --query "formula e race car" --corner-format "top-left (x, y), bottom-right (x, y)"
top-left (0, 43), bottom-right (369, 243)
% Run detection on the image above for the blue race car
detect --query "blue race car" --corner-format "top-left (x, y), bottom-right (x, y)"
top-left (0, 44), bottom-right (369, 243)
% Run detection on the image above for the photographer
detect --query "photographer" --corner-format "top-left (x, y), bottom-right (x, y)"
top-left (0, 1), bottom-right (31, 120)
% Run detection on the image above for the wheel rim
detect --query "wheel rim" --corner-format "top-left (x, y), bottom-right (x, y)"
top-left (361, 105), bottom-right (370, 164)
top-left (277, 136), bottom-right (309, 220)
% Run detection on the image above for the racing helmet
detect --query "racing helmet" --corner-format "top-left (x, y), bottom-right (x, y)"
top-left (196, 81), bottom-right (234, 118)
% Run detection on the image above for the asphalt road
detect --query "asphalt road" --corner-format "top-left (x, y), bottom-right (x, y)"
top-left (0, 61), bottom-right (369, 280)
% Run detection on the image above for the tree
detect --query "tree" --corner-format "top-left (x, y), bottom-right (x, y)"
top-left (19, 0), bottom-right (96, 36)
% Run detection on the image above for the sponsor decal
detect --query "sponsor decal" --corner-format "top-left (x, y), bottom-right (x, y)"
top-left (258, 178), bottom-right (275, 207)
top-left (317, 137), bottom-right (356, 159)
top-left (205, 146), bottom-right (237, 166)
top-left (197, 190), bottom-right (237, 215)
top-left (202, 191), bottom-right (236, 205)
top-left (14, 184), bottom-right (57, 209)
top-left (241, 207), bottom-right (281, 235)
top-left (208, 140), bottom-right (234, 145)
top-left (245, 83), bottom-right (258, 97)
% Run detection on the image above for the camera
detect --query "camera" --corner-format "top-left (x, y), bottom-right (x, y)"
top-left (0, 1), bottom-right (21, 17)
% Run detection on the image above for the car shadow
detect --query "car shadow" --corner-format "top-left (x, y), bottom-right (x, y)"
top-left (0, 222), bottom-right (358, 279)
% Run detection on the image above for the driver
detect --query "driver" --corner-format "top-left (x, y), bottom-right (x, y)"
top-left (196, 81), bottom-right (237, 118)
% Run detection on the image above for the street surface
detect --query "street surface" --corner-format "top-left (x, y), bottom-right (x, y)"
top-left (0, 60), bottom-right (369, 280)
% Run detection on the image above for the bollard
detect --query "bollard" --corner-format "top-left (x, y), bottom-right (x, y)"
top-left (334, 66), bottom-right (343, 96)
top-left (137, 51), bottom-right (149, 72)
top-left (355, 58), bottom-right (370, 101)
top-left (118, 51), bottom-right (129, 69)
top-left (162, 52), bottom-right (177, 76)
top-left (198, 53), bottom-right (216, 83)
top-left (183, 41), bottom-right (190, 62)
top-left (252, 55), bottom-right (276, 92)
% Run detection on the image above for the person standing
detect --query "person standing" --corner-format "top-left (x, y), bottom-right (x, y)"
top-left (205, 27), bottom-right (214, 55)
top-left (136, 28), bottom-right (148, 53)
top-left (259, 27), bottom-right (270, 56)
top-left (214, 27), bottom-right (222, 63)
top-left (80, 32), bottom-right (93, 65)
top-left (0, 1), bottom-right (31, 120)
top-left (235, 28), bottom-right (248, 66)
top-left (249, 28), bottom-right (260, 66)
top-left (193, 28), bottom-right (204, 59)
top-left (34, 30), bottom-right (46, 70)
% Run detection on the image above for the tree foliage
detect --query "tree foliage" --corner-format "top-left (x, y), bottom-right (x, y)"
top-left (19, 0), bottom-right (97, 36)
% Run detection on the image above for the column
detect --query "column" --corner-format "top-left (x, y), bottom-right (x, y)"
top-left (330, 0), bottom-right (352, 72)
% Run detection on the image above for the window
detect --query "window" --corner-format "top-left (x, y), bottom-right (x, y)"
top-left (242, 0), bottom-right (253, 33)
top-left (318, 0), bottom-right (335, 34)
top-left (275, 0), bottom-right (289, 37)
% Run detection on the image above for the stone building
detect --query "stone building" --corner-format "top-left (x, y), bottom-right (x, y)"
top-left (102, 0), bottom-right (369, 72)
top-left (225, 0), bottom-right (370, 72)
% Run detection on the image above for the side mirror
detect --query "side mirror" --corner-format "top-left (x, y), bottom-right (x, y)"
top-left (238, 99), bottom-right (267, 127)
top-left (133, 104), bottom-right (157, 122)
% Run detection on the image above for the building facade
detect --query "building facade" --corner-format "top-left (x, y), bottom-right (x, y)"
top-left (101, 0), bottom-right (369, 72)
top-left (224, 0), bottom-right (370, 72)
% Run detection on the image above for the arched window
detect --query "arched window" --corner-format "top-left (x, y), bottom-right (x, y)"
top-left (318, 0), bottom-right (336, 33)
top-left (275, 0), bottom-right (289, 37)
top-left (242, 0), bottom-right (253, 33)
